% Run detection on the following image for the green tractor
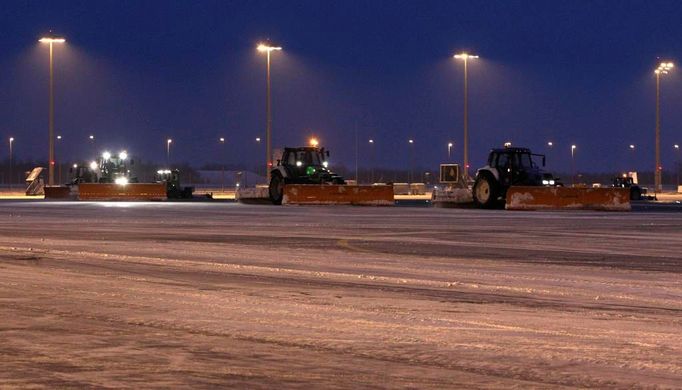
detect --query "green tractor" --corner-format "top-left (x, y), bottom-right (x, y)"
top-left (268, 146), bottom-right (345, 205)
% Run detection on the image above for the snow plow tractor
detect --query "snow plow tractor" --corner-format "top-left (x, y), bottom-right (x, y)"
top-left (155, 169), bottom-right (194, 199)
top-left (473, 145), bottom-right (630, 211)
top-left (44, 150), bottom-right (167, 201)
top-left (268, 145), bottom-right (393, 206)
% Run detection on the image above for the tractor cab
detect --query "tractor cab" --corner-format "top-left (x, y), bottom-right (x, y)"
top-left (93, 151), bottom-right (136, 184)
top-left (486, 147), bottom-right (546, 187)
top-left (155, 169), bottom-right (194, 199)
top-left (473, 145), bottom-right (558, 208)
top-left (277, 146), bottom-right (344, 185)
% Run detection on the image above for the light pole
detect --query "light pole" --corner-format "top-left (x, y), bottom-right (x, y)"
top-left (257, 42), bottom-right (282, 183)
top-left (675, 144), bottom-right (680, 190)
top-left (454, 52), bottom-right (479, 181)
top-left (447, 142), bottom-right (453, 161)
top-left (9, 137), bottom-right (14, 190)
top-left (88, 134), bottom-right (95, 157)
top-left (408, 139), bottom-right (414, 183)
top-left (571, 145), bottom-right (577, 186)
top-left (166, 138), bottom-right (172, 166)
top-left (655, 61), bottom-right (674, 193)
top-left (629, 144), bottom-right (635, 173)
top-left (56, 135), bottom-right (62, 183)
top-left (39, 33), bottom-right (65, 186)
top-left (368, 139), bottom-right (375, 184)
top-left (219, 137), bottom-right (225, 192)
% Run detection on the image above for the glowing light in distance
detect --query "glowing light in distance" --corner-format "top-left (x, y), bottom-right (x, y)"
top-left (257, 43), bottom-right (282, 52)
top-left (39, 37), bottom-right (65, 43)
top-left (454, 52), bottom-right (479, 60)
top-left (309, 138), bottom-right (319, 147)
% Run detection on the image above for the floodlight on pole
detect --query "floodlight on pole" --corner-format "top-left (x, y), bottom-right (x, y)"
top-left (9, 137), bottom-right (14, 190)
top-left (453, 51), bottom-right (479, 181)
top-left (257, 41), bottom-right (282, 182)
top-left (654, 61), bottom-right (674, 193)
top-left (39, 32), bottom-right (65, 186)
top-left (166, 138), bottom-right (172, 166)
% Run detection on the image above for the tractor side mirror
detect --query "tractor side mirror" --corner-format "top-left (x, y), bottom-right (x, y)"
top-left (326, 150), bottom-right (330, 157)
top-left (542, 156), bottom-right (546, 167)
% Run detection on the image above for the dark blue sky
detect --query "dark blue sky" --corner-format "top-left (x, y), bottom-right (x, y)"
top-left (1, 0), bottom-right (682, 174)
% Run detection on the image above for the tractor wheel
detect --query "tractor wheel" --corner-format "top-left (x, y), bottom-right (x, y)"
top-left (473, 172), bottom-right (501, 209)
top-left (630, 187), bottom-right (642, 201)
top-left (269, 172), bottom-right (285, 205)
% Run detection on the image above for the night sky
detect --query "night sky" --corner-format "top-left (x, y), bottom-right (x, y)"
top-left (1, 0), bottom-right (682, 175)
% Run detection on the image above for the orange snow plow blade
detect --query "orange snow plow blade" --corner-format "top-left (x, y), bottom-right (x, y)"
top-left (505, 186), bottom-right (630, 211)
top-left (44, 185), bottom-right (73, 199)
top-left (283, 184), bottom-right (394, 206)
top-left (78, 183), bottom-right (167, 201)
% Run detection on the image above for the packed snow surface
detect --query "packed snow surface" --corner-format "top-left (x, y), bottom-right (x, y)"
top-left (0, 201), bottom-right (681, 388)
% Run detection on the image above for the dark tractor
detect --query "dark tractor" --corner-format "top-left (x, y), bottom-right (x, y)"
top-left (472, 146), bottom-right (559, 208)
top-left (612, 176), bottom-right (644, 201)
top-left (70, 151), bottom-right (137, 185)
top-left (155, 169), bottom-right (194, 199)
top-left (269, 146), bottom-right (345, 204)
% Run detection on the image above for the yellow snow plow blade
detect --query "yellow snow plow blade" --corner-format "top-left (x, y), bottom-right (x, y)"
top-left (283, 184), bottom-right (394, 206)
top-left (78, 183), bottom-right (167, 201)
top-left (505, 186), bottom-right (630, 211)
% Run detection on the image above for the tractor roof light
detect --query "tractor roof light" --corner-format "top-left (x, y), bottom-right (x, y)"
top-left (102, 151), bottom-right (111, 160)
top-left (309, 138), bottom-right (319, 147)
top-left (119, 151), bottom-right (128, 160)
top-left (89, 161), bottom-right (98, 170)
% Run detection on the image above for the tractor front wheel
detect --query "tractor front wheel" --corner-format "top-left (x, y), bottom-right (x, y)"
top-left (473, 173), bottom-right (501, 209)
top-left (269, 173), bottom-right (285, 205)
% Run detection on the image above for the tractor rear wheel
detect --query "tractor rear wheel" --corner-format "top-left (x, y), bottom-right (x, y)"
top-left (269, 172), bottom-right (285, 205)
top-left (473, 172), bottom-right (501, 209)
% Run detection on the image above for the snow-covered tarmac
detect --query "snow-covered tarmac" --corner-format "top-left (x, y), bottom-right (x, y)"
top-left (1, 201), bottom-right (681, 388)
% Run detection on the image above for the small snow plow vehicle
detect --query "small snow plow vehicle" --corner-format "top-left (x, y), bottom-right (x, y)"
top-left (155, 169), bottom-right (194, 199)
top-left (268, 145), bottom-right (393, 206)
top-left (45, 150), bottom-right (166, 201)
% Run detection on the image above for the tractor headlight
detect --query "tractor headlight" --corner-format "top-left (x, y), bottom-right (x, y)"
top-left (114, 177), bottom-right (129, 185)
top-left (296, 161), bottom-right (303, 167)
top-left (322, 161), bottom-right (329, 168)
top-left (89, 161), bottom-right (98, 171)
top-left (542, 179), bottom-right (549, 185)
top-left (549, 179), bottom-right (555, 185)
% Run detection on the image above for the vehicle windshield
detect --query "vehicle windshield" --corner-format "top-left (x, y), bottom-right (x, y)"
top-left (516, 153), bottom-right (535, 169)
top-left (293, 150), bottom-right (324, 166)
